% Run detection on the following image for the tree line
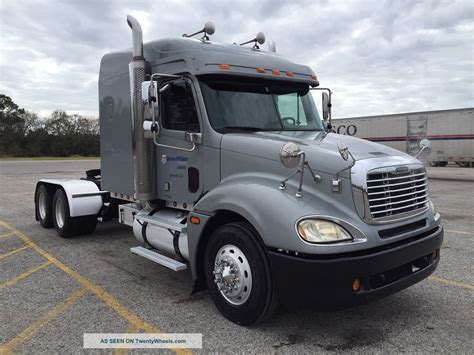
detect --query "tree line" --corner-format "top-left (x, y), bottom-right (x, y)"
top-left (0, 94), bottom-right (99, 157)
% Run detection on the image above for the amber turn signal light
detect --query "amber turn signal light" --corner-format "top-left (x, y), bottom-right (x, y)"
top-left (352, 278), bottom-right (361, 292)
top-left (190, 216), bottom-right (200, 225)
top-left (219, 64), bottom-right (231, 70)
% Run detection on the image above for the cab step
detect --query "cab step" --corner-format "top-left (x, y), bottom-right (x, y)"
top-left (130, 246), bottom-right (187, 271)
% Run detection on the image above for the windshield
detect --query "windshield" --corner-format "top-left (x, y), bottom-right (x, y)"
top-left (199, 76), bottom-right (324, 132)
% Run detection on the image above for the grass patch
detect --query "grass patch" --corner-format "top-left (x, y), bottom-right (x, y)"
top-left (0, 156), bottom-right (100, 161)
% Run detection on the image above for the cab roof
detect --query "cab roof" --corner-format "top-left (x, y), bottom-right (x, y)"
top-left (100, 37), bottom-right (318, 85)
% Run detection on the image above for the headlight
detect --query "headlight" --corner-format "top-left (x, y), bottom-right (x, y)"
top-left (297, 219), bottom-right (353, 244)
top-left (429, 199), bottom-right (437, 214)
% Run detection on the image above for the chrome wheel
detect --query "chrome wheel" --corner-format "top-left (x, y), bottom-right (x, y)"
top-left (38, 191), bottom-right (47, 220)
top-left (213, 244), bottom-right (252, 305)
top-left (54, 197), bottom-right (65, 228)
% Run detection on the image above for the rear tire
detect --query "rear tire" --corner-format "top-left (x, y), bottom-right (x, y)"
top-left (52, 189), bottom-right (75, 238)
top-left (52, 189), bottom-right (98, 238)
top-left (35, 184), bottom-right (53, 228)
top-left (204, 222), bottom-right (278, 325)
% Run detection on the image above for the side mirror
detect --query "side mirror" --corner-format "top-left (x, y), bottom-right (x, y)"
top-left (322, 92), bottom-right (331, 121)
top-left (142, 81), bottom-right (159, 139)
top-left (142, 81), bottom-right (158, 108)
top-left (279, 142), bottom-right (302, 169)
top-left (415, 138), bottom-right (432, 158)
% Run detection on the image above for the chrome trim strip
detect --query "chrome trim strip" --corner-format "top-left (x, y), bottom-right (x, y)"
top-left (367, 172), bottom-right (426, 183)
top-left (369, 188), bottom-right (428, 202)
top-left (71, 191), bottom-right (109, 198)
top-left (367, 183), bottom-right (427, 195)
top-left (367, 176), bottom-right (426, 188)
top-left (372, 201), bottom-right (428, 216)
top-left (371, 206), bottom-right (429, 223)
top-left (370, 194), bottom-right (428, 208)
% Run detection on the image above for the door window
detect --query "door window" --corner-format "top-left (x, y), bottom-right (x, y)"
top-left (161, 82), bottom-right (200, 132)
top-left (276, 93), bottom-right (308, 127)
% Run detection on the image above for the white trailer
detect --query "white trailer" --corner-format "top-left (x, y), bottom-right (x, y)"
top-left (332, 108), bottom-right (474, 167)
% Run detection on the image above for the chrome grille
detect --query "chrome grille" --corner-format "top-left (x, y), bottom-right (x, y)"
top-left (367, 167), bottom-right (428, 220)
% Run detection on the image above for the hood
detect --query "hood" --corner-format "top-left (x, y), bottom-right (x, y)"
top-left (221, 131), bottom-right (417, 176)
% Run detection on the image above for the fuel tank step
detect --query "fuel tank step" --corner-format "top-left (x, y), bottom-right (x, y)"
top-left (130, 246), bottom-right (187, 271)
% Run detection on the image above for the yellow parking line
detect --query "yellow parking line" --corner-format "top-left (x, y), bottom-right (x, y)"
top-left (0, 261), bottom-right (52, 289)
top-left (114, 325), bottom-right (141, 355)
top-left (0, 245), bottom-right (29, 260)
top-left (446, 229), bottom-right (474, 236)
top-left (0, 220), bottom-right (193, 354)
top-left (0, 221), bottom-right (161, 332)
top-left (0, 288), bottom-right (87, 353)
top-left (0, 232), bottom-right (15, 238)
top-left (429, 276), bottom-right (474, 290)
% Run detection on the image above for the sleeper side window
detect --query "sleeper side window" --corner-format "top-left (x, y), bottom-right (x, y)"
top-left (161, 82), bottom-right (200, 132)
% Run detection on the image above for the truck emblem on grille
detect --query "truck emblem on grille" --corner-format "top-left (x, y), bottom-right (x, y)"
top-left (395, 166), bottom-right (409, 173)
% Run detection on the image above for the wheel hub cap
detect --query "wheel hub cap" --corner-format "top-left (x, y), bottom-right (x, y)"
top-left (55, 198), bottom-right (65, 228)
top-left (213, 244), bottom-right (252, 305)
top-left (38, 192), bottom-right (47, 220)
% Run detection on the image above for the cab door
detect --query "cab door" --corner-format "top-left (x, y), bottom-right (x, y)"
top-left (155, 78), bottom-right (204, 208)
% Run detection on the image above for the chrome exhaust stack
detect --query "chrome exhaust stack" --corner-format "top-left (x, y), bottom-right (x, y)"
top-left (127, 15), bottom-right (154, 201)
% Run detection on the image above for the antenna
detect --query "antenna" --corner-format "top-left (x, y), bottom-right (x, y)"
top-left (240, 32), bottom-right (265, 49)
top-left (268, 40), bottom-right (276, 53)
top-left (182, 21), bottom-right (215, 41)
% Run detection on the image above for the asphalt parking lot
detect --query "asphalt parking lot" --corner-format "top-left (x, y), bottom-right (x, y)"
top-left (0, 160), bottom-right (473, 353)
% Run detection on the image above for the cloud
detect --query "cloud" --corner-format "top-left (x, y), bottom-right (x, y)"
top-left (0, 0), bottom-right (473, 118)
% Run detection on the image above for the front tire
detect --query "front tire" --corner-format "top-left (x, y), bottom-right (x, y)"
top-left (204, 222), bottom-right (278, 325)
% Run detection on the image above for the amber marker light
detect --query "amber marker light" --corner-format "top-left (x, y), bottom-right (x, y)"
top-left (297, 224), bottom-right (307, 240)
top-left (352, 278), bottom-right (361, 292)
top-left (286, 71), bottom-right (294, 77)
top-left (219, 64), bottom-right (231, 70)
top-left (190, 216), bottom-right (201, 225)
top-left (311, 74), bottom-right (318, 80)
top-left (272, 69), bottom-right (281, 75)
top-left (256, 67), bottom-right (266, 73)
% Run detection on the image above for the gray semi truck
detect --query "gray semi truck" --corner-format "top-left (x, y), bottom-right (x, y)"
top-left (34, 16), bottom-right (443, 325)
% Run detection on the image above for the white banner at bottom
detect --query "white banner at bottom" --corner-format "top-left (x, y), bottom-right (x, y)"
top-left (83, 333), bottom-right (202, 349)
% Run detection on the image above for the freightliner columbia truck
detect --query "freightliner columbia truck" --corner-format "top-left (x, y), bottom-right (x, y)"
top-left (34, 16), bottom-right (443, 325)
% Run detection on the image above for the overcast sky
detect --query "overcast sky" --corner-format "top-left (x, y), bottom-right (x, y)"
top-left (1, 0), bottom-right (473, 118)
